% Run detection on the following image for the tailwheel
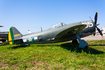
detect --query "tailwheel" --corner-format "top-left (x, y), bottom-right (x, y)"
top-left (72, 39), bottom-right (78, 44)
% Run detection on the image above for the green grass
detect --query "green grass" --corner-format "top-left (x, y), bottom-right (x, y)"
top-left (0, 40), bottom-right (105, 70)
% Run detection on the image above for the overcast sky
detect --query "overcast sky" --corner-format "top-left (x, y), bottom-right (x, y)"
top-left (0, 0), bottom-right (105, 34)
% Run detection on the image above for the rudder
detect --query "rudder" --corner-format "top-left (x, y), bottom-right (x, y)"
top-left (8, 27), bottom-right (22, 44)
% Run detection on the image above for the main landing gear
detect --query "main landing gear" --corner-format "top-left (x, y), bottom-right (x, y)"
top-left (72, 39), bottom-right (78, 44)
top-left (72, 34), bottom-right (88, 49)
top-left (76, 34), bottom-right (88, 48)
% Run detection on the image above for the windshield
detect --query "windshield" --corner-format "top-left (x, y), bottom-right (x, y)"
top-left (52, 23), bottom-right (66, 28)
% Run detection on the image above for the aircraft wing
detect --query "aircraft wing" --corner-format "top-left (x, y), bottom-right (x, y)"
top-left (55, 24), bottom-right (87, 40)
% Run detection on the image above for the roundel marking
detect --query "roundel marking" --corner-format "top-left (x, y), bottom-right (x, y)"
top-left (27, 37), bottom-right (34, 42)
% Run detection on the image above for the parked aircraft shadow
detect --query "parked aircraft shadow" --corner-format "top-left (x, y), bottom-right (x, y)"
top-left (88, 44), bottom-right (105, 46)
top-left (0, 42), bottom-right (9, 46)
top-left (61, 42), bottom-right (104, 54)
top-left (8, 45), bottom-right (29, 49)
top-left (36, 44), bottom-right (60, 47)
top-left (7, 42), bottom-right (105, 54)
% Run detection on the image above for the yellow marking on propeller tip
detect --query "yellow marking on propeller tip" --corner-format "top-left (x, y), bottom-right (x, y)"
top-left (102, 35), bottom-right (104, 37)
top-left (96, 11), bottom-right (98, 13)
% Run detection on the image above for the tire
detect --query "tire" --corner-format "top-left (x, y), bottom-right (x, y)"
top-left (72, 39), bottom-right (78, 44)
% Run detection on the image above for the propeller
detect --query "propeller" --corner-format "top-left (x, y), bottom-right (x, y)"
top-left (94, 11), bottom-right (103, 37)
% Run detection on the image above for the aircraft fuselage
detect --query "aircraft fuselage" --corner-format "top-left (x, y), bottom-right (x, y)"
top-left (21, 20), bottom-right (95, 44)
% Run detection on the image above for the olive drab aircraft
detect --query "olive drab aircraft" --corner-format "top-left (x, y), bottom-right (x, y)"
top-left (8, 12), bottom-right (103, 48)
top-left (0, 26), bottom-right (8, 42)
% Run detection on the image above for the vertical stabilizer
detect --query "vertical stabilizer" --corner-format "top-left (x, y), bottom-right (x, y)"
top-left (8, 27), bottom-right (22, 44)
top-left (8, 28), bottom-right (14, 44)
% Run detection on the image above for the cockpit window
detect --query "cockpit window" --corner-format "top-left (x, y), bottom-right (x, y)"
top-left (52, 23), bottom-right (66, 28)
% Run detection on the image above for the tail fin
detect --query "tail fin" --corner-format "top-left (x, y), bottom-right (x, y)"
top-left (8, 27), bottom-right (22, 44)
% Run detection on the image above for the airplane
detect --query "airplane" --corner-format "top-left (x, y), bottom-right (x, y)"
top-left (0, 25), bottom-right (3, 27)
top-left (0, 26), bottom-right (8, 42)
top-left (8, 12), bottom-right (103, 48)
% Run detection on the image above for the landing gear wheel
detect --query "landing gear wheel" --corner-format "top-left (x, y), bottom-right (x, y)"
top-left (72, 39), bottom-right (78, 44)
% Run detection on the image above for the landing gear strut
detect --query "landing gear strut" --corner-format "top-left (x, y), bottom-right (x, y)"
top-left (76, 34), bottom-right (88, 48)
top-left (72, 39), bottom-right (78, 44)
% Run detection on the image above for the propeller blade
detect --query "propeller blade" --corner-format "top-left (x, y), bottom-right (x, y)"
top-left (94, 11), bottom-right (98, 25)
top-left (93, 11), bottom-right (103, 37)
top-left (96, 23), bottom-right (99, 26)
top-left (96, 26), bottom-right (103, 37)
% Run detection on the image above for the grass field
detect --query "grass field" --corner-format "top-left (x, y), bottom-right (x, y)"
top-left (0, 40), bottom-right (105, 70)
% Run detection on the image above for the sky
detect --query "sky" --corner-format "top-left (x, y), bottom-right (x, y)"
top-left (0, 0), bottom-right (105, 34)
